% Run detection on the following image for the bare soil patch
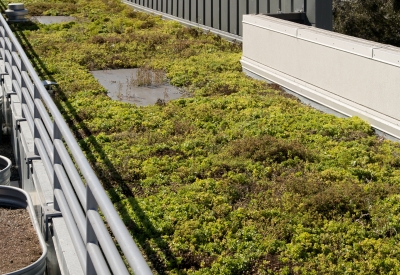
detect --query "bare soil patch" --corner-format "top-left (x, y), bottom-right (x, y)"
top-left (0, 207), bottom-right (42, 274)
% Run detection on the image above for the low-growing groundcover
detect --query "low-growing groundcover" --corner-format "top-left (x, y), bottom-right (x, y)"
top-left (4, 0), bottom-right (400, 274)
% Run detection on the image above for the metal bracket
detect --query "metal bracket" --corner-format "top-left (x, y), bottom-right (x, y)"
top-left (25, 151), bottom-right (40, 179)
top-left (6, 90), bottom-right (16, 98)
top-left (25, 151), bottom-right (40, 164)
top-left (43, 205), bottom-right (62, 241)
top-left (0, 72), bottom-right (8, 84)
top-left (14, 116), bottom-right (26, 131)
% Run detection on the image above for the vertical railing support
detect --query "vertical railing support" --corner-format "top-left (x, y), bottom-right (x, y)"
top-left (86, 185), bottom-right (98, 275)
top-left (53, 122), bottom-right (62, 211)
top-left (33, 85), bottom-right (40, 156)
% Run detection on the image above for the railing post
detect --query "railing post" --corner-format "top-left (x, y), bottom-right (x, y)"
top-left (0, 28), bottom-right (5, 120)
top-left (86, 184), bottom-right (98, 275)
top-left (33, 85), bottom-right (40, 156)
top-left (53, 122), bottom-right (61, 211)
top-left (20, 61), bottom-right (27, 119)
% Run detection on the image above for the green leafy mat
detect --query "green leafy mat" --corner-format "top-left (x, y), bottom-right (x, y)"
top-left (5, 0), bottom-right (400, 273)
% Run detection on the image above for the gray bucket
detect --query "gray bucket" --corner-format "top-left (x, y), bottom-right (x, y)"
top-left (0, 186), bottom-right (47, 275)
top-left (0, 155), bottom-right (11, 186)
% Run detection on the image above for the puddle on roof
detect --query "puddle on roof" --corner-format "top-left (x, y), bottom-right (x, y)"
top-left (90, 68), bottom-right (185, 106)
top-left (31, 16), bottom-right (75, 24)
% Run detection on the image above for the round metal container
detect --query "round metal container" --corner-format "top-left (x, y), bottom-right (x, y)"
top-left (0, 186), bottom-right (47, 275)
top-left (0, 155), bottom-right (12, 186)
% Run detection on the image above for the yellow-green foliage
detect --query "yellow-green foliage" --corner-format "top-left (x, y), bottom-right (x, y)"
top-left (5, 0), bottom-right (400, 273)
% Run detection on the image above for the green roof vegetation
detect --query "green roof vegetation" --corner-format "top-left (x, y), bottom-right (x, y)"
top-left (5, 0), bottom-right (400, 273)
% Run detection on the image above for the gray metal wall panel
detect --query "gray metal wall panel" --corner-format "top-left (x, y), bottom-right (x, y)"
top-left (315, 0), bottom-right (332, 30)
top-left (220, 0), bottom-right (229, 32)
top-left (126, 0), bottom-right (328, 34)
top-left (306, 0), bottom-right (315, 25)
top-left (213, 0), bottom-right (220, 29)
top-left (172, 0), bottom-right (178, 16)
top-left (249, 0), bottom-right (257, 14)
top-left (270, 0), bottom-right (280, 13)
top-left (198, 0), bottom-right (205, 25)
top-left (238, 0), bottom-right (247, 36)
top-left (184, 0), bottom-right (191, 20)
top-left (168, 0), bottom-right (173, 14)
top-left (178, 0), bottom-right (184, 18)
top-left (229, 0), bottom-right (238, 35)
top-left (259, 0), bottom-right (268, 13)
top-left (281, 0), bottom-right (291, 12)
top-left (162, 0), bottom-right (168, 13)
top-left (205, 0), bottom-right (212, 27)
top-left (190, 0), bottom-right (197, 22)
top-left (293, 0), bottom-right (304, 12)
top-left (281, 0), bottom-right (292, 13)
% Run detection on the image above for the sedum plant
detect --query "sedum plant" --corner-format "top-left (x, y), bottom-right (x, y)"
top-left (4, 0), bottom-right (400, 273)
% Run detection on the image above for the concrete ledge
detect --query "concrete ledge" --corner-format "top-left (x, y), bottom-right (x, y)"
top-left (53, 217), bottom-right (84, 275)
top-left (242, 14), bottom-right (400, 139)
top-left (32, 159), bottom-right (54, 206)
top-left (297, 28), bottom-right (381, 58)
top-left (241, 57), bottom-right (400, 139)
top-left (373, 46), bottom-right (400, 67)
top-left (243, 14), bottom-right (305, 37)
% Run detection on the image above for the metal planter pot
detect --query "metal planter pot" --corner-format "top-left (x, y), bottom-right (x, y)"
top-left (0, 186), bottom-right (47, 275)
top-left (0, 155), bottom-right (11, 186)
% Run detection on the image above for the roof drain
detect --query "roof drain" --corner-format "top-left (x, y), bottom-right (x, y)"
top-left (5, 3), bottom-right (28, 22)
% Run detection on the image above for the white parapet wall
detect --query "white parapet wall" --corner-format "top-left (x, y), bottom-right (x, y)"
top-left (241, 14), bottom-right (400, 139)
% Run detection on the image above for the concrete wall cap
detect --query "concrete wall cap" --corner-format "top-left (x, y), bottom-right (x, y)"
top-left (297, 28), bottom-right (382, 58)
top-left (373, 46), bottom-right (400, 68)
top-left (243, 14), bottom-right (306, 37)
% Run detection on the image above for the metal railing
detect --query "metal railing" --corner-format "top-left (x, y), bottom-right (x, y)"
top-left (125, 0), bottom-right (333, 36)
top-left (0, 14), bottom-right (153, 275)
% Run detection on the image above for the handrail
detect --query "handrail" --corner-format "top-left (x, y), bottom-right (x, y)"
top-left (0, 14), bottom-right (153, 275)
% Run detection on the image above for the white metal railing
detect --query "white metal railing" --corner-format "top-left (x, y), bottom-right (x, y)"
top-left (0, 14), bottom-right (153, 275)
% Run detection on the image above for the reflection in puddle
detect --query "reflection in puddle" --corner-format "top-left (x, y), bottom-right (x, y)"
top-left (31, 16), bottom-right (75, 24)
top-left (90, 69), bottom-right (186, 106)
